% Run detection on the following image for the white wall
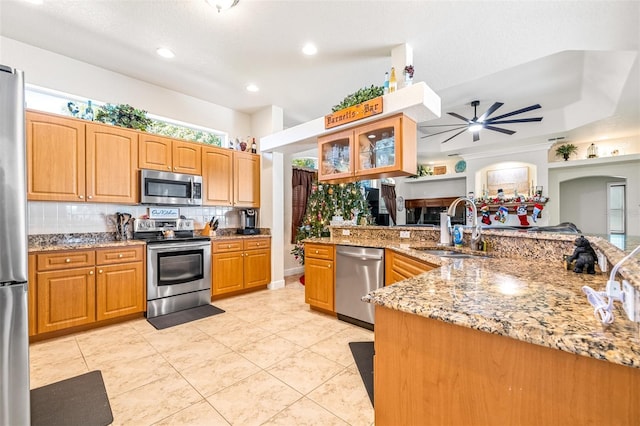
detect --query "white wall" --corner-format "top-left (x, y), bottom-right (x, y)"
top-left (549, 159), bottom-right (640, 236)
top-left (0, 36), bottom-right (251, 137)
top-left (559, 176), bottom-right (625, 234)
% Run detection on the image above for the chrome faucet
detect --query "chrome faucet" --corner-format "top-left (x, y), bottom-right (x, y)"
top-left (447, 197), bottom-right (482, 250)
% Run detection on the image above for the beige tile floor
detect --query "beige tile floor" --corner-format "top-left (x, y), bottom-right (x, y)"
top-left (29, 275), bottom-right (375, 426)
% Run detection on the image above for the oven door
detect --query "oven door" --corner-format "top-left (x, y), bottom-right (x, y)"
top-left (146, 241), bottom-right (211, 301)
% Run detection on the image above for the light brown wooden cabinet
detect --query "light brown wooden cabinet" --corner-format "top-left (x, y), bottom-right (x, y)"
top-left (33, 246), bottom-right (144, 335)
top-left (139, 134), bottom-right (202, 175)
top-left (202, 147), bottom-right (260, 207)
top-left (212, 238), bottom-right (271, 296)
top-left (318, 113), bottom-right (417, 183)
top-left (384, 249), bottom-right (436, 285)
top-left (304, 243), bottom-right (335, 312)
top-left (27, 111), bottom-right (139, 204)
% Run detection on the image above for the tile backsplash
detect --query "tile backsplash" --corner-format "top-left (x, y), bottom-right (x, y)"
top-left (28, 202), bottom-right (241, 235)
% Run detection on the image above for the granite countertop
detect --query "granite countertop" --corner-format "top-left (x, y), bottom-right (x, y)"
top-left (362, 246), bottom-right (640, 369)
top-left (28, 230), bottom-right (271, 252)
top-left (306, 234), bottom-right (640, 368)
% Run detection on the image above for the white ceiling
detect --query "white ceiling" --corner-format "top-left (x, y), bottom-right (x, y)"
top-left (1, 0), bottom-right (638, 162)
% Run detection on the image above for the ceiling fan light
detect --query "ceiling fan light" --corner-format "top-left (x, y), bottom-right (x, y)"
top-left (468, 123), bottom-right (483, 133)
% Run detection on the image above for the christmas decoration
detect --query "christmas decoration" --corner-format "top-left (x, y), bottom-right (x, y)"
top-left (291, 181), bottom-right (369, 264)
top-left (480, 203), bottom-right (491, 225)
top-left (532, 203), bottom-right (544, 222)
top-left (516, 204), bottom-right (529, 226)
top-left (494, 205), bottom-right (509, 223)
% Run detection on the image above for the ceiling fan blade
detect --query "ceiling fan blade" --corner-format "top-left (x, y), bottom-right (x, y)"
top-left (420, 125), bottom-right (467, 138)
top-left (484, 125), bottom-right (515, 135)
top-left (486, 117), bottom-right (543, 125)
top-left (488, 104), bottom-right (541, 121)
top-left (447, 112), bottom-right (471, 123)
top-left (472, 131), bottom-right (480, 142)
top-left (477, 102), bottom-right (503, 122)
top-left (441, 128), bottom-right (469, 143)
top-left (419, 123), bottom-right (471, 128)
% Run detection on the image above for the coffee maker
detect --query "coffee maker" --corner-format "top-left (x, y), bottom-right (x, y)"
top-left (237, 209), bottom-right (259, 235)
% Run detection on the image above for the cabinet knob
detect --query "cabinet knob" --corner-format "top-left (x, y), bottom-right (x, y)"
top-left (65, 258), bottom-right (71, 263)
top-left (256, 243), bottom-right (260, 246)
top-left (118, 254), bottom-right (123, 258)
top-left (167, 166), bottom-right (171, 170)
top-left (228, 244), bottom-right (231, 249)
top-left (87, 195), bottom-right (93, 199)
top-left (78, 195), bottom-right (84, 199)
top-left (98, 269), bottom-right (103, 274)
top-left (89, 270), bottom-right (94, 275)
top-left (328, 264), bottom-right (332, 268)
top-left (315, 250), bottom-right (319, 254)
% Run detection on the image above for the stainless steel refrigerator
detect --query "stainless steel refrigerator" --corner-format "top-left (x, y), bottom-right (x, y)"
top-left (0, 64), bottom-right (30, 425)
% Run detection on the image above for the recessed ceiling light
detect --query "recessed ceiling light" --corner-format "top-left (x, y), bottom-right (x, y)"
top-left (156, 47), bottom-right (175, 59)
top-left (246, 84), bottom-right (259, 92)
top-left (302, 43), bottom-right (318, 56)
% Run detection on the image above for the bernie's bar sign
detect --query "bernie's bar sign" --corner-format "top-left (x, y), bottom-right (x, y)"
top-left (325, 97), bottom-right (383, 129)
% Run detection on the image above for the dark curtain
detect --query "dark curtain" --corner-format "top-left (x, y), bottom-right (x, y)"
top-left (291, 168), bottom-right (316, 243)
top-left (381, 183), bottom-right (397, 225)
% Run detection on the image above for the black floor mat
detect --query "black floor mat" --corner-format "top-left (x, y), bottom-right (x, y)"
top-left (147, 304), bottom-right (225, 330)
top-left (31, 370), bottom-right (113, 426)
top-left (349, 341), bottom-right (374, 406)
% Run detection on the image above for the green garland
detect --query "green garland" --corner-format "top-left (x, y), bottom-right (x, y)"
top-left (331, 85), bottom-right (384, 112)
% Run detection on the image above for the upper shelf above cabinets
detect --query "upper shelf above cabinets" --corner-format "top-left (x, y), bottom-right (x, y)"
top-left (318, 113), bottom-right (417, 183)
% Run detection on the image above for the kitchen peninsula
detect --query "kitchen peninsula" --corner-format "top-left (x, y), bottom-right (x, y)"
top-left (316, 225), bottom-right (640, 425)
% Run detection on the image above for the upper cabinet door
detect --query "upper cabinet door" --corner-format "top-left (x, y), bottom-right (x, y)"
top-left (202, 146), bottom-right (233, 206)
top-left (317, 129), bottom-right (354, 183)
top-left (138, 134), bottom-right (172, 171)
top-left (354, 113), bottom-right (416, 178)
top-left (85, 123), bottom-right (139, 204)
top-left (233, 152), bottom-right (260, 207)
top-left (172, 140), bottom-right (202, 175)
top-left (27, 111), bottom-right (86, 201)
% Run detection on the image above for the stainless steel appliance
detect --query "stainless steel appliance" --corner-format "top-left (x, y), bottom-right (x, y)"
top-left (237, 209), bottom-right (259, 235)
top-left (140, 169), bottom-right (203, 206)
top-left (0, 64), bottom-right (30, 425)
top-left (335, 246), bottom-right (384, 330)
top-left (134, 219), bottom-right (211, 318)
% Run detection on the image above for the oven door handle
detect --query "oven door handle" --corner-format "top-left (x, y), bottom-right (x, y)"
top-left (147, 242), bottom-right (210, 253)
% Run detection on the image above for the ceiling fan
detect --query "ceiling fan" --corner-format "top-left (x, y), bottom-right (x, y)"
top-left (420, 100), bottom-right (543, 143)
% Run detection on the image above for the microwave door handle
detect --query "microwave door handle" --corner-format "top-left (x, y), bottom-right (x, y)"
top-left (190, 179), bottom-right (194, 201)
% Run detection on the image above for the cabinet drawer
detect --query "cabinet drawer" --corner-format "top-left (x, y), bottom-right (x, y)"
top-left (305, 243), bottom-right (334, 261)
top-left (212, 239), bottom-right (243, 253)
top-left (96, 246), bottom-right (144, 265)
top-left (37, 250), bottom-right (95, 271)
top-left (244, 238), bottom-right (270, 250)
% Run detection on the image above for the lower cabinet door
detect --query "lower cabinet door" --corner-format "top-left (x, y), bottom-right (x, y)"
top-left (36, 267), bottom-right (96, 333)
top-left (243, 248), bottom-right (271, 288)
top-left (96, 262), bottom-right (144, 321)
top-left (304, 258), bottom-right (334, 312)
top-left (212, 252), bottom-right (244, 295)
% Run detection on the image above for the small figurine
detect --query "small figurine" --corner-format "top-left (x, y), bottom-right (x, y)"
top-left (566, 235), bottom-right (597, 274)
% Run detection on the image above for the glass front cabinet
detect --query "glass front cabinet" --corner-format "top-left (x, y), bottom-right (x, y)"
top-left (317, 113), bottom-right (417, 182)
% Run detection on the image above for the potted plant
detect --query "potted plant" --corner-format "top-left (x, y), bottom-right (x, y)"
top-left (555, 143), bottom-right (578, 161)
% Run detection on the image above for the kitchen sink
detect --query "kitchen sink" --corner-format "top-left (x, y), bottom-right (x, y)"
top-left (411, 248), bottom-right (489, 258)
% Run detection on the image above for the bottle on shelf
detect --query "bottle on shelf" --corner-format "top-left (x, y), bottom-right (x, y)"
top-left (83, 100), bottom-right (94, 121)
top-left (389, 67), bottom-right (397, 93)
top-left (383, 72), bottom-right (389, 95)
top-left (251, 137), bottom-right (257, 154)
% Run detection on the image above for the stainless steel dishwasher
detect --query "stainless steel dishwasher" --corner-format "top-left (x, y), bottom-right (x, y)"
top-left (335, 245), bottom-right (384, 330)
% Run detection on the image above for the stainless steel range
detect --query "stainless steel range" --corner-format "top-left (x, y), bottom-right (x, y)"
top-left (134, 218), bottom-right (211, 318)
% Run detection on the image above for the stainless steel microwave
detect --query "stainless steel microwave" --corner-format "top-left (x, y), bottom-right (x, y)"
top-left (140, 169), bottom-right (202, 206)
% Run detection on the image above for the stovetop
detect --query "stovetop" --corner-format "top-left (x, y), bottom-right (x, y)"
top-left (132, 218), bottom-right (210, 244)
